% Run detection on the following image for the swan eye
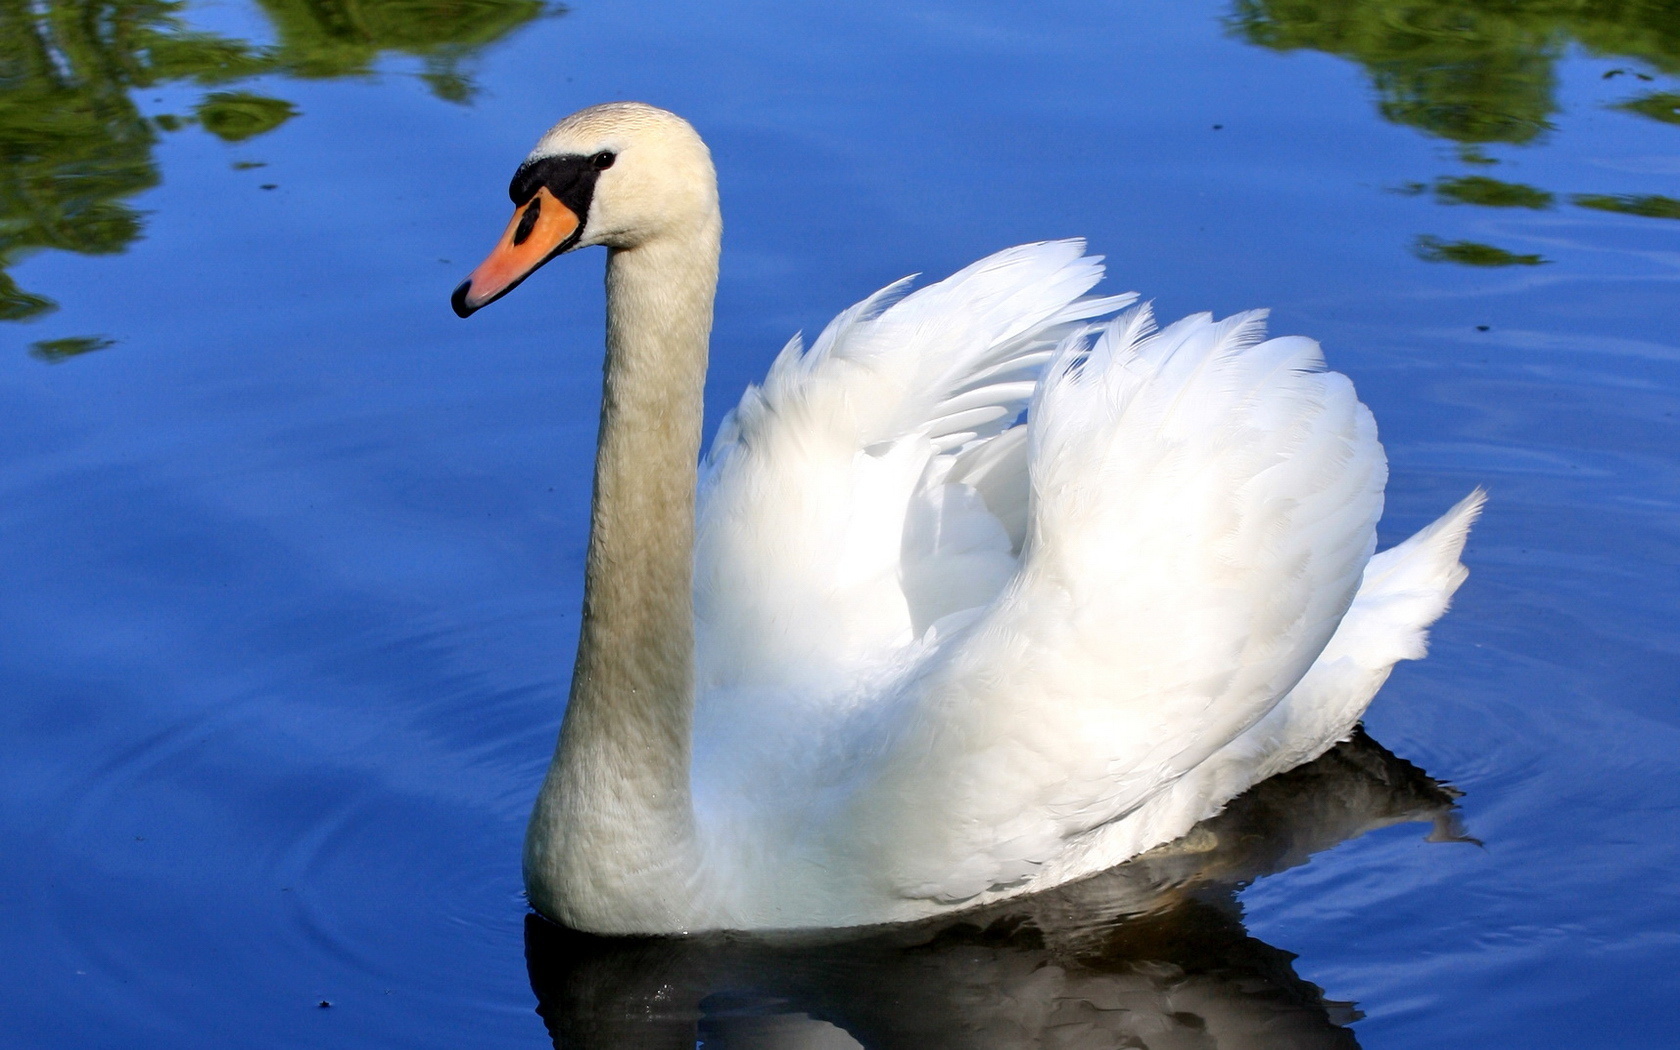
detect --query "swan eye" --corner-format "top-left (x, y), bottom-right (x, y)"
top-left (591, 151), bottom-right (615, 170)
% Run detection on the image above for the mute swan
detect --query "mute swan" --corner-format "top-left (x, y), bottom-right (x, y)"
top-left (527, 730), bottom-right (1463, 1048)
top-left (451, 102), bottom-right (1483, 935)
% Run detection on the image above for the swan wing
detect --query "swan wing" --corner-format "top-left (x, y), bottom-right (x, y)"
top-left (852, 304), bottom-right (1391, 903)
top-left (694, 241), bottom-right (1133, 704)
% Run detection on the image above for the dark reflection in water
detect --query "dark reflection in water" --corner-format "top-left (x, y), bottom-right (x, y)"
top-left (0, 0), bottom-right (552, 334)
top-left (526, 730), bottom-right (1466, 1050)
top-left (1229, 0), bottom-right (1680, 263)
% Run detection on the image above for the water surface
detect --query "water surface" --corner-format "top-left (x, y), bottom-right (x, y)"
top-left (3, 1), bottom-right (1678, 1046)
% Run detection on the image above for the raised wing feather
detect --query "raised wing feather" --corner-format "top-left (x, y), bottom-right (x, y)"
top-left (849, 304), bottom-right (1389, 903)
top-left (693, 242), bottom-right (1133, 710)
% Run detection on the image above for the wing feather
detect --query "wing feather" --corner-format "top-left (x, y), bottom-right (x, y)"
top-left (693, 242), bottom-right (1134, 708)
top-left (849, 303), bottom-right (1389, 903)
top-left (691, 245), bottom-right (1436, 919)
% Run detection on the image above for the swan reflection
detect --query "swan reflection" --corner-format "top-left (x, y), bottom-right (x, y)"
top-left (524, 729), bottom-right (1467, 1049)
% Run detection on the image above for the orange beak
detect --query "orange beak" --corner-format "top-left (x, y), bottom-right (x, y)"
top-left (452, 186), bottom-right (581, 317)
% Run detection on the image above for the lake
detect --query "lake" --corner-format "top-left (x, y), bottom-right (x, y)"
top-left (2, 0), bottom-right (1677, 1046)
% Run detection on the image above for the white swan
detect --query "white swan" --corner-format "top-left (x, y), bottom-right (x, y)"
top-left (452, 102), bottom-right (1483, 935)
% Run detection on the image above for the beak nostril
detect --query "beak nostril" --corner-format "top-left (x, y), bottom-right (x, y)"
top-left (512, 195), bottom-right (542, 246)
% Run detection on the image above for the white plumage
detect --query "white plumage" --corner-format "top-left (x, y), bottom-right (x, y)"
top-left (690, 240), bottom-right (1479, 927)
top-left (464, 103), bottom-right (1480, 934)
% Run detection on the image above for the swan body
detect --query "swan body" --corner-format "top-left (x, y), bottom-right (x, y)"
top-left (452, 103), bottom-right (1482, 934)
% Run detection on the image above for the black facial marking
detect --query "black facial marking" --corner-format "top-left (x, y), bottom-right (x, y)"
top-left (512, 194), bottom-right (541, 246)
top-left (507, 153), bottom-right (607, 238)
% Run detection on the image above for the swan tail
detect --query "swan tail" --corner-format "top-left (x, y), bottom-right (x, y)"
top-left (1184, 487), bottom-right (1486, 801)
top-left (1340, 487), bottom-right (1485, 666)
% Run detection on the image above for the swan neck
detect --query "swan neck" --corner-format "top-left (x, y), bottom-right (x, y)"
top-left (524, 214), bottom-right (720, 932)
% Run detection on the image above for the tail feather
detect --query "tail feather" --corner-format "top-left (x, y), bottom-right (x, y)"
top-left (1125, 487), bottom-right (1488, 842)
top-left (1340, 487), bottom-right (1486, 668)
top-left (1223, 488), bottom-right (1485, 786)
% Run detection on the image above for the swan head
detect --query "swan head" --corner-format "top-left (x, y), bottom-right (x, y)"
top-left (452, 102), bottom-right (717, 317)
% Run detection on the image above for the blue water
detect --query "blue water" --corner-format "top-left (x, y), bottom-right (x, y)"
top-left (4, 0), bottom-right (1678, 1046)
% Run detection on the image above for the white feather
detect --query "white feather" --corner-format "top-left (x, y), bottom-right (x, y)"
top-left (682, 242), bottom-right (1479, 928)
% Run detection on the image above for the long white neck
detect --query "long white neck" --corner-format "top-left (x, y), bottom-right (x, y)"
top-left (523, 211), bottom-right (721, 933)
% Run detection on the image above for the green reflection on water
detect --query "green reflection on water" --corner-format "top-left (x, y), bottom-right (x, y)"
top-left (1614, 89), bottom-right (1680, 122)
top-left (196, 91), bottom-right (299, 141)
top-left (1229, 0), bottom-right (1680, 143)
top-left (257, 0), bottom-right (553, 101)
top-left (1415, 235), bottom-right (1549, 266)
top-left (30, 333), bottom-right (113, 361)
top-left (1230, 0), bottom-right (1680, 265)
top-left (1572, 191), bottom-right (1680, 217)
top-left (1433, 175), bottom-right (1555, 209)
top-left (0, 0), bottom-right (553, 330)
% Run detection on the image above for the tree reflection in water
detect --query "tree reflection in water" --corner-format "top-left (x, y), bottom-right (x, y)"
top-left (525, 729), bottom-right (1470, 1049)
top-left (0, 0), bottom-right (552, 336)
top-left (1231, 0), bottom-right (1680, 145)
top-left (1229, 0), bottom-right (1680, 265)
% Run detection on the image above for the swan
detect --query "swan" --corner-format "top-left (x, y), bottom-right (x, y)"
top-left (527, 730), bottom-right (1463, 1048)
top-left (451, 102), bottom-right (1483, 935)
